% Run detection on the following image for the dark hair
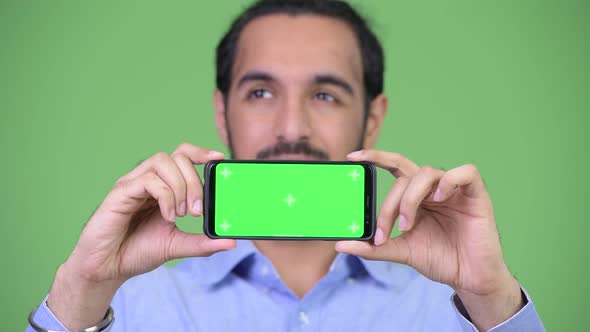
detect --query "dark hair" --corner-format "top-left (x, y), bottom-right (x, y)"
top-left (215, 0), bottom-right (384, 108)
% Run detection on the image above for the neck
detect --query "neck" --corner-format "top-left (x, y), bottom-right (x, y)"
top-left (253, 240), bottom-right (337, 298)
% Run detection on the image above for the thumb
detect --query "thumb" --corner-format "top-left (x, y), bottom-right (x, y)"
top-left (167, 230), bottom-right (236, 259)
top-left (335, 236), bottom-right (410, 265)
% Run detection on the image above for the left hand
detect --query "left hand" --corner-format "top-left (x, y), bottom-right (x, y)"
top-left (336, 149), bottom-right (523, 330)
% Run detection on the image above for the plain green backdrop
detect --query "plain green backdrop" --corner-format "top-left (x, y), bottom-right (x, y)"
top-left (1, 0), bottom-right (588, 330)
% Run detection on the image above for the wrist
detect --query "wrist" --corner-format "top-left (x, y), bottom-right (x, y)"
top-left (46, 263), bottom-right (122, 330)
top-left (455, 273), bottom-right (524, 331)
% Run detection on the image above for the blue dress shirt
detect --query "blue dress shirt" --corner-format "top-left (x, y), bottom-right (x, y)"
top-left (27, 240), bottom-right (545, 331)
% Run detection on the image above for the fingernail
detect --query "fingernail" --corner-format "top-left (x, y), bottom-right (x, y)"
top-left (374, 228), bottom-right (385, 245)
top-left (433, 188), bottom-right (443, 202)
top-left (169, 210), bottom-right (176, 222)
top-left (398, 216), bottom-right (408, 231)
top-left (193, 200), bottom-right (202, 215)
top-left (179, 202), bottom-right (187, 216)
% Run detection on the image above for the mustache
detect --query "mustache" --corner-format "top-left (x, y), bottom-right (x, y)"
top-left (256, 139), bottom-right (330, 160)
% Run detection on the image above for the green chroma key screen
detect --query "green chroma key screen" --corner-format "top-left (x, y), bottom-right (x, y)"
top-left (206, 161), bottom-right (374, 239)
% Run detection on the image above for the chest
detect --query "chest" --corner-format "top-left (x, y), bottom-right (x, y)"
top-left (122, 275), bottom-right (460, 332)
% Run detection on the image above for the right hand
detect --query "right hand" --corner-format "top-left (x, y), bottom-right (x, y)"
top-left (45, 143), bottom-right (236, 329)
top-left (65, 143), bottom-right (236, 284)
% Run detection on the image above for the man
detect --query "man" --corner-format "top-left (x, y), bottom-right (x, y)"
top-left (27, 0), bottom-right (545, 331)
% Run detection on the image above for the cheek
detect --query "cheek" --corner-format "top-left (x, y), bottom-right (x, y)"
top-left (227, 110), bottom-right (274, 158)
top-left (311, 112), bottom-right (364, 158)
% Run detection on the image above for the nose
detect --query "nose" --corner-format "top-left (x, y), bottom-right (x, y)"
top-left (272, 96), bottom-right (312, 142)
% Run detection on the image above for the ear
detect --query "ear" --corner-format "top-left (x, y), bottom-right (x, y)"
top-left (214, 90), bottom-right (229, 146)
top-left (362, 94), bottom-right (388, 149)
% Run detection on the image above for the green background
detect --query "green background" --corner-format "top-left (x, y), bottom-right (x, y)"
top-left (213, 163), bottom-right (365, 237)
top-left (0, 0), bottom-right (587, 330)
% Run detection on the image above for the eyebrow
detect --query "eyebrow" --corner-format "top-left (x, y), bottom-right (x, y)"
top-left (236, 71), bottom-right (275, 89)
top-left (314, 74), bottom-right (354, 96)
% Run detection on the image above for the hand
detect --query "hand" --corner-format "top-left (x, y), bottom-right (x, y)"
top-left (68, 143), bottom-right (235, 283)
top-left (47, 143), bottom-right (235, 330)
top-left (336, 150), bottom-right (523, 330)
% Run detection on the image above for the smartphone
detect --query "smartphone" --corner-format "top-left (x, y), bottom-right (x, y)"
top-left (203, 160), bottom-right (376, 240)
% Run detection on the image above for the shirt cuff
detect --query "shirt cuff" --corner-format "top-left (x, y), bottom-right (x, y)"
top-left (26, 294), bottom-right (68, 332)
top-left (451, 286), bottom-right (546, 331)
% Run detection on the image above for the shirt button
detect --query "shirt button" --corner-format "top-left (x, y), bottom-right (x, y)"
top-left (347, 277), bottom-right (355, 285)
top-left (298, 311), bottom-right (310, 325)
top-left (260, 265), bottom-right (269, 276)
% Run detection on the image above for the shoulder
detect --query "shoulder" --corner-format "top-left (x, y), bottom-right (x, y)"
top-left (113, 259), bottom-right (202, 301)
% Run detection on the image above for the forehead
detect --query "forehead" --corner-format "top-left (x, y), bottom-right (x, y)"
top-left (232, 14), bottom-right (363, 88)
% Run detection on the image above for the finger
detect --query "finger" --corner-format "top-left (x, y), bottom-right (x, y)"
top-left (171, 144), bottom-right (225, 216)
top-left (374, 176), bottom-right (410, 245)
top-left (112, 171), bottom-right (177, 222)
top-left (115, 152), bottom-right (187, 217)
top-left (171, 153), bottom-right (204, 216)
top-left (399, 166), bottom-right (444, 231)
top-left (120, 143), bottom-right (224, 182)
top-left (335, 235), bottom-right (411, 265)
top-left (172, 143), bottom-right (225, 164)
top-left (148, 152), bottom-right (188, 217)
top-left (119, 155), bottom-right (165, 183)
top-left (166, 230), bottom-right (236, 260)
top-left (142, 173), bottom-right (178, 222)
top-left (346, 149), bottom-right (419, 178)
top-left (433, 164), bottom-right (487, 202)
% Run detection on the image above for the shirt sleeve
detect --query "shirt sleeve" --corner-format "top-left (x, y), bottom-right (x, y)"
top-left (451, 287), bottom-right (546, 332)
top-left (26, 293), bottom-right (120, 332)
top-left (25, 294), bottom-right (68, 332)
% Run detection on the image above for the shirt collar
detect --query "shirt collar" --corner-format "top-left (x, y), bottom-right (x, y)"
top-left (182, 240), bottom-right (416, 289)
top-left (357, 257), bottom-right (418, 289)
top-left (181, 240), bottom-right (257, 286)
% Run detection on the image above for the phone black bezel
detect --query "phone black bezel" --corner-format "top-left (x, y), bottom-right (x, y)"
top-left (203, 160), bottom-right (376, 241)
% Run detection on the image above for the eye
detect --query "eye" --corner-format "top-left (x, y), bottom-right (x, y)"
top-left (315, 92), bottom-right (336, 103)
top-left (248, 89), bottom-right (273, 99)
